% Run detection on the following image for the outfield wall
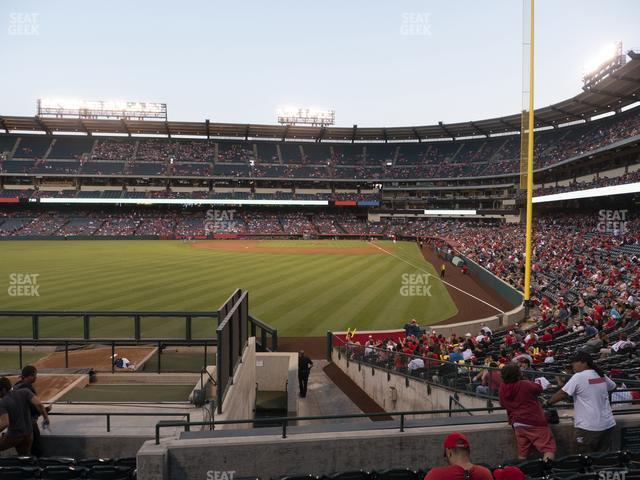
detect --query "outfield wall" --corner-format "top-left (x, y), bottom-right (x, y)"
top-left (432, 244), bottom-right (523, 309)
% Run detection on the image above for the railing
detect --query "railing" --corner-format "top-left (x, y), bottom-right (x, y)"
top-left (0, 309), bottom-right (277, 347)
top-left (448, 394), bottom-right (473, 417)
top-left (153, 406), bottom-right (640, 445)
top-left (0, 310), bottom-right (218, 341)
top-left (0, 338), bottom-right (215, 374)
top-left (329, 334), bottom-right (640, 402)
top-left (250, 314), bottom-right (278, 352)
top-left (215, 289), bottom-right (277, 414)
top-left (49, 411), bottom-right (191, 434)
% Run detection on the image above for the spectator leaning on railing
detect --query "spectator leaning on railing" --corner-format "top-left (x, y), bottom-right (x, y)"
top-left (499, 363), bottom-right (556, 461)
top-left (545, 351), bottom-right (616, 454)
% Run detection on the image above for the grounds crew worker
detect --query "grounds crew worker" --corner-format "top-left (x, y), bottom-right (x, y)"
top-left (298, 350), bottom-right (313, 398)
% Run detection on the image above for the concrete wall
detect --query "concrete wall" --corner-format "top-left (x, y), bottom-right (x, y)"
top-left (332, 348), bottom-right (492, 416)
top-left (256, 351), bottom-right (298, 417)
top-left (0, 435), bottom-right (148, 459)
top-left (215, 337), bottom-right (256, 429)
top-left (136, 414), bottom-right (640, 480)
top-left (423, 305), bottom-right (525, 338)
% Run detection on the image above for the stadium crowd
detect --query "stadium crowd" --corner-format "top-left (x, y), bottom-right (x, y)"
top-left (533, 168), bottom-right (640, 196)
top-left (1, 107), bottom-right (638, 180)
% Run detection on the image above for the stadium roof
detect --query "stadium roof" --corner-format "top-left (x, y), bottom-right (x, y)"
top-left (2, 57), bottom-right (640, 142)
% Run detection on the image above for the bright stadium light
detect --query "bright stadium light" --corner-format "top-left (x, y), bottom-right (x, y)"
top-left (582, 41), bottom-right (626, 90)
top-left (276, 106), bottom-right (335, 126)
top-left (583, 42), bottom-right (619, 74)
top-left (37, 98), bottom-right (168, 120)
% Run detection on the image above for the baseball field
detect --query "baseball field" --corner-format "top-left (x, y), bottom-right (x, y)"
top-left (0, 239), bottom-right (457, 338)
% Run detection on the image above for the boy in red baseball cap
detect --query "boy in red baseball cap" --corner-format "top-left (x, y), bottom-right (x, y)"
top-left (424, 432), bottom-right (493, 480)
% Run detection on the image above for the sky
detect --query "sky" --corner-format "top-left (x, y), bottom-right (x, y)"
top-left (1, 0), bottom-right (638, 127)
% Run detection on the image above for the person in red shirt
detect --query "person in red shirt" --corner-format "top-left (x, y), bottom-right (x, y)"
top-left (540, 329), bottom-right (553, 343)
top-left (424, 432), bottom-right (493, 480)
top-left (505, 332), bottom-right (515, 347)
top-left (499, 364), bottom-right (556, 460)
top-left (493, 466), bottom-right (526, 480)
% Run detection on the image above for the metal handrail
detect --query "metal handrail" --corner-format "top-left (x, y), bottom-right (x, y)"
top-left (48, 411), bottom-right (191, 433)
top-left (448, 395), bottom-right (473, 417)
top-left (331, 335), bottom-right (640, 389)
top-left (153, 406), bottom-right (640, 444)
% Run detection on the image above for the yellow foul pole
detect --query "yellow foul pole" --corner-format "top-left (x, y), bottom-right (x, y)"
top-left (523, 0), bottom-right (535, 303)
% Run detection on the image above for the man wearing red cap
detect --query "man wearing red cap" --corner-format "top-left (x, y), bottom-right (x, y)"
top-left (424, 432), bottom-right (493, 480)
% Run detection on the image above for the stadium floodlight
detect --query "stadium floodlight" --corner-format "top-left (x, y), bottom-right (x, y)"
top-left (276, 107), bottom-right (335, 126)
top-left (582, 41), bottom-right (626, 91)
top-left (37, 98), bottom-right (168, 121)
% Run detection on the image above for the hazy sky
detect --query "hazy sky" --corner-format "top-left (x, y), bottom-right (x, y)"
top-left (1, 0), bottom-right (638, 127)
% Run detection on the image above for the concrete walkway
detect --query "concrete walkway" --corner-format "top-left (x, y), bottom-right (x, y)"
top-left (296, 360), bottom-right (367, 425)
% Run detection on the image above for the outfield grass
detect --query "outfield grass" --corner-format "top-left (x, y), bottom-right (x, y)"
top-left (0, 240), bottom-right (457, 337)
top-left (0, 351), bottom-right (48, 370)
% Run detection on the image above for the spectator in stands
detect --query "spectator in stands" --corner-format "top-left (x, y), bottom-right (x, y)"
top-left (609, 333), bottom-right (635, 354)
top-left (493, 466), bottom-right (526, 480)
top-left (546, 351), bottom-right (616, 453)
top-left (405, 319), bottom-right (421, 337)
top-left (298, 351), bottom-right (313, 398)
top-left (13, 365), bottom-right (51, 457)
top-left (424, 432), bottom-right (493, 480)
top-left (0, 376), bottom-right (50, 455)
top-left (475, 362), bottom-right (502, 397)
top-left (479, 323), bottom-right (491, 336)
top-left (449, 347), bottom-right (463, 363)
top-left (499, 363), bottom-right (556, 460)
top-left (579, 332), bottom-right (607, 355)
top-left (408, 356), bottom-right (425, 372)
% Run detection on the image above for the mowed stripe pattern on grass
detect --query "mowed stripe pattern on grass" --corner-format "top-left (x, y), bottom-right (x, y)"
top-left (0, 240), bottom-right (457, 337)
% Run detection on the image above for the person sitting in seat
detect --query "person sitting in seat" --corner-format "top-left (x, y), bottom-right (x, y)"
top-left (424, 432), bottom-right (493, 479)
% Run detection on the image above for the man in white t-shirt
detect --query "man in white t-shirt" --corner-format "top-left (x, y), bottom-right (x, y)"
top-left (546, 351), bottom-right (616, 453)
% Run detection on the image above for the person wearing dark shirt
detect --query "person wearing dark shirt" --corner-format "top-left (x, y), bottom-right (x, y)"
top-left (13, 365), bottom-right (50, 457)
top-left (424, 432), bottom-right (493, 480)
top-left (0, 376), bottom-right (50, 455)
top-left (405, 319), bottom-right (421, 337)
top-left (298, 351), bottom-right (314, 398)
